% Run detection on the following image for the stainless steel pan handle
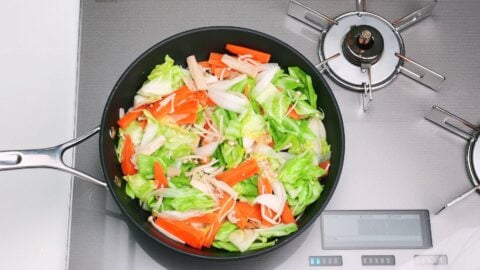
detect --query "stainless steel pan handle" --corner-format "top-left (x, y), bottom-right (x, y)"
top-left (0, 127), bottom-right (107, 187)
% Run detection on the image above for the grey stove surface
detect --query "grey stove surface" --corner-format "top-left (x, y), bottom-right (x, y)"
top-left (69, 0), bottom-right (480, 269)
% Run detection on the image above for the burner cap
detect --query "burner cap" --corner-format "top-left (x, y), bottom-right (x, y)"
top-left (342, 25), bottom-right (384, 66)
top-left (319, 12), bottom-right (405, 91)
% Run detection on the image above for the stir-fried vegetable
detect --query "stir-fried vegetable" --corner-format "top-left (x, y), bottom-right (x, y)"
top-left (115, 43), bottom-right (331, 252)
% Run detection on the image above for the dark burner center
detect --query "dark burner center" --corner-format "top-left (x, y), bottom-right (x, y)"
top-left (342, 25), bottom-right (384, 66)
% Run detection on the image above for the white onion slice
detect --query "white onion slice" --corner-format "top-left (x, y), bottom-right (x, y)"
top-left (253, 64), bottom-right (279, 93)
top-left (271, 181), bottom-right (287, 221)
top-left (190, 178), bottom-right (211, 195)
top-left (207, 74), bottom-right (247, 92)
top-left (205, 73), bottom-right (219, 84)
top-left (253, 194), bottom-right (283, 213)
top-left (208, 178), bottom-right (238, 199)
top-left (136, 135), bottom-right (165, 155)
top-left (258, 63), bottom-right (278, 72)
top-left (194, 141), bottom-right (219, 157)
top-left (242, 137), bottom-right (255, 153)
top-left (207, 90), bottom-right (249, 113)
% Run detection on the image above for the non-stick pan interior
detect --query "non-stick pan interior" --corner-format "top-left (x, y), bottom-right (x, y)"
top-left (100, 26), bottom-right (344, 259)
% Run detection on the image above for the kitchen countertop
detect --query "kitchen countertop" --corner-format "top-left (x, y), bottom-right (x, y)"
top-left (0, 1), bottom-right (79, 269)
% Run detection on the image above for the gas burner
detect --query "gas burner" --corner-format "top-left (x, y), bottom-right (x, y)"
top-left (426, 106), bottom-right (480, 214)
top-left (287, 0), bottom-right (446, 111)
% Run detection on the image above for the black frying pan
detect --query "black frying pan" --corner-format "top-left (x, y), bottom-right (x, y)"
top-left (0, 26), bottom-right (344, 260)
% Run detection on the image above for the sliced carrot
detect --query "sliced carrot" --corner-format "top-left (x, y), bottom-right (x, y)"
top-left (149, 101), bottom-right (170, 120)
top-left (121, 135), bottom-right (137, 175)
top-left (234, 202), bottom-right (262, 229)
top-left (319, 160), bottom-right (331, 175)
top-left (173, 99), bottom-right (199, 115)
top-left (155, 218), bottom-right (206, 249)
top-left (208, 52), bottom-right (227, 68)
top-left (170, 113), bottom-right (197, 125)
top-left (172, 85), bottom-right (193, 106)
top-left (185, 213), bottom-right (217, 224)
top-left (198, 61), bottom-right (211, 69)
top-left (154, 162), bottom-right (168, 189)
top-left (281, 204), bottom-right (296, 224)
top-left (257, 177), bottom-right (272, 194)
top-left (225, 44), bottom-right (271, 63)
top-left (288, 106), bottom-right (301, 120)
top-left (117, 110), bottom-right (143, 129)
top-left (203, 194), bottom-right (235, 248)
top-left (186, 90), bottom-right (215, 107)
top-left (215, 159), bottom-right (260, 186)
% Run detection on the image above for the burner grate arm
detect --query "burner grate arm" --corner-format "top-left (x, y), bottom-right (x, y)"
top-left (392, 1), bottom-right (437, 32)
top-left (287, 0), bottom-right (337, 32)
top-left (396, 53), bottom-right (446, 91)
top-left (355, 0), bottom-right (366, 12)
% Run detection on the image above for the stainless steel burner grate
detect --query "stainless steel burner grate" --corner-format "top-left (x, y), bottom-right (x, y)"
top-left (287, 0), bottom-right (446, 111)
top-left (426, 106), bottom-right (480, 214)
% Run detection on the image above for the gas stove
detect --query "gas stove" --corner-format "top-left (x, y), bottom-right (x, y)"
top-left (288, 0), bottom-right (445, 111)
top-left (69, 0), bottom-right (480, 269)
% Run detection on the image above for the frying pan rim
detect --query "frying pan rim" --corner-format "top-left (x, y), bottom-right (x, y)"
top-left (99, 25), bottom-right (345, 260)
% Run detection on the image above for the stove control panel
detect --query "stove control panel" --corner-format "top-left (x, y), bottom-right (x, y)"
top-left (361, 255), bottom-right (395, 266)
top-left (309, 256), bottom-right (343, 267)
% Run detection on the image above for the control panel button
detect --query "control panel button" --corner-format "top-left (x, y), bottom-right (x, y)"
top-left (414, 255), bottom-right (448, 265)
top-left (309, 256), bottom-right (343, 266)
top-left (361, 255), bottom-right (395, 266)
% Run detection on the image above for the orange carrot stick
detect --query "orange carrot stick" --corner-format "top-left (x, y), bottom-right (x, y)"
top-left (198, 61), bottom-right (211, 69)
top-left (281, 204), bottom-right (296, 224)
top-left (155, 218), bottom-right (206, 249)
top-left (172, 85), bottom-right (193, 106)
top-left (225, 44), bottom-right (271, 63)
top-left (208, 52), bottom-right (227, 67)
top-left (234, 202), bottom-right (262, 229)
top-left (173, 99), bottom-right (199, 115)
top-left (117, 110), bottom-right (143, 129)
top-left (257, 177), bottom-right (272, 194)
top-left (184, 213), bottom-right (217, 224)
top-left (215, 159), bottom-right (260, 186)
top-left (154, 162), bottom-right (168, 189)
top-left (121, 135), bottom-right (137, 175)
